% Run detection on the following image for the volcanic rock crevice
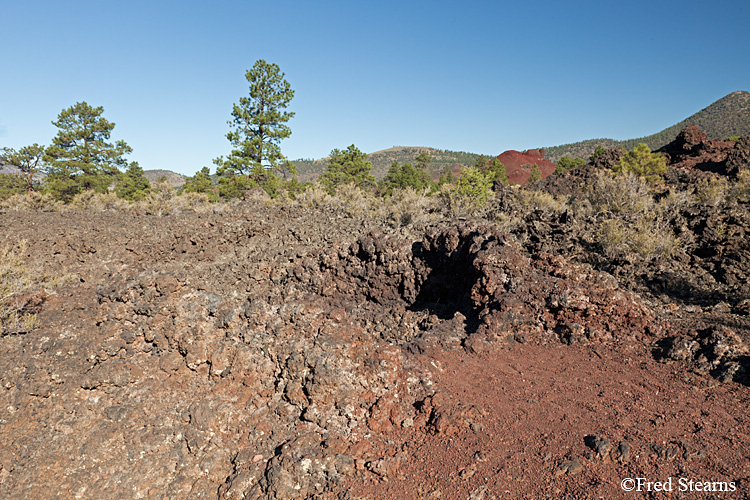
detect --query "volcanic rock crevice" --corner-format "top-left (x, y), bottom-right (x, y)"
top-left (291, 224), bottom-right (665, 354)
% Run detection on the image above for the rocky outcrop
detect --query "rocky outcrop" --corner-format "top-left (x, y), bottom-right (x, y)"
top-left (657, 125), bottom-right (734, 174)
top-left (725, 134), bottom-right (750, 176)
top-left (590, 148), bottom-right (624, 170)
top-left (292, 224), bottom-right (663, 351)
top-left (493, 149), bottom-right (557, 185)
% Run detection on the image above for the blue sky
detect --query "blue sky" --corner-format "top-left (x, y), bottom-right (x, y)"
top-left (2, 0), bottom-right (748, 176)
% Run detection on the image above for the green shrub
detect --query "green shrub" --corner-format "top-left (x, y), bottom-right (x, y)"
top-left (379, 161), bottom-right (434, 196)
top-left (181, 166), bottom-right (216, 199)
top-left (249, 165), bottom-right (281, 199)
top-left (555, 155), bottom-right (586, 174)
top-left (442, 167), bottom-right (493, 216)
top-left (436, 166), bottom-right (456, 188)
top-left (527, 164), bottom-right (542, 183)
top-left (217, 173), bottom-right (255, 199)
top-left (116, 162), bottom-right (151, 201)
top-left (320, 145), bottom-right (376, 194)
top-left (282, 177), bottom-right (308, 199)
top-left (482, 158), bottom-right (509, 185)
top-left (612, 143), bottom-right (667, 187)
top-left (217, 165), bottom-right (281, 200)
top-left (589, 145), bottom-right (607, 163)
top-left (0, 173), bottom-right (27, 200)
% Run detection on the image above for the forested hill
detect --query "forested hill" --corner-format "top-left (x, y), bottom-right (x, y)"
top-left (542, 90), bottom-right (750, 162)
top-left (292, 147), bottom-right (485, 182)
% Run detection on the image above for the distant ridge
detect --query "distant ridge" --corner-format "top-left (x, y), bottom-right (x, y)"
top-left (1, 164), bottom-right (188, 190)
top-left (542, 90), bottom-right (750, 162)
top-left (143, 169), bottom-right (186, 188)
top-left (292, 147), bottom-right (484, 182)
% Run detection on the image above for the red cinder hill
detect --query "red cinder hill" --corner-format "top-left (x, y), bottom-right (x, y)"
top-left (494, 148), bottom-right (557, 185)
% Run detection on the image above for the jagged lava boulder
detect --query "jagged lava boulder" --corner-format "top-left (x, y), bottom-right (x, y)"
top-left (657, 125), bottom-right (734, 174)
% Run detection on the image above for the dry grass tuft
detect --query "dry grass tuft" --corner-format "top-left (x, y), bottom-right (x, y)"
top-left (730, 169), bottom-right (750, 203)
top-left (1, 192), bottom-right (61, 211)
top-left (597, 214), bottom-right (680, 261)
top-left (68, 191), bottom-right (130, 211)
top-left (293, 183), bottom-right (332, 208)
top-left (694, 177), bottom-right (729, 207)
top-left (385, 188), bottom-right (437, 229)
top-left (495, 212), bottom-right (522, 233)
top-left (0, 241), bottom-right (55, 335)
top-left (331, 183), bottom-right (379, 217)
top-left (515, 189), bottom-right (569, 213)
top-left (580, 171), bottom-right (653, 215)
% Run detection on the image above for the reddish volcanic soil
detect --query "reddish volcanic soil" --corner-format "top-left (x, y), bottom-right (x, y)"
top-left (345, 341), bottom-right (750, 499)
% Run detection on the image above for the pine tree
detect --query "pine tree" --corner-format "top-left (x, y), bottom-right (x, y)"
top-left (319, 145), bottom-right (376, 194)
top-left (116, 162), bottom-right (151, 201)
top-left (44, 102), bottom-right (132, 201)
top-left (380, 160), bottom-right (434, 196)
top-left (555, 155), bottom-right (585, 174)
top-left (0, 143), bottom-right (46, 193)
top-left (613, 143), bottom-right (667, 187)
top-left (415, 151), bottom-right (432, 171)
top-left (215, 60), bottom-right (294, 178)
top-left (527, 164), bottom-right (542, 183)
top-left (475, 155), bottom-right (489, 170)
top-left (484, 158), bottom-right (509, 185)
top-left (181, 167), bottom-right (217, 201)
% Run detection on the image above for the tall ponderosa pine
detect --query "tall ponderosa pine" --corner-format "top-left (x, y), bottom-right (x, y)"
top-left (215, 60), bottom-right (295, 185)
top-left (45, 102), bottom-right (132, 200)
